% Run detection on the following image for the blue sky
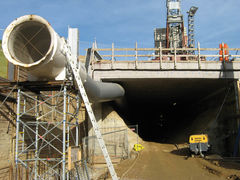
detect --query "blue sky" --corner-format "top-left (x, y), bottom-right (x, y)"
top-left (0, 0), bottom-right (239, 55)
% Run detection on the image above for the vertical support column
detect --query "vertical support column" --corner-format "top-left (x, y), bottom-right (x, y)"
top-left (76, 94), bottom-right (80, 146)
top-left (111, 43), bottom-right (114, 69)
top-left (135, 42), bottom-right (138, 69)
top-left (22, 125), bottom-right (25, 153)
top-left (34, 95), bottom-right (40, 179)
top-left (15, 89), bottom-right (21, 179)
top-left (66, 94), bottom-right (70, 180)
top-left (159, 42), bottom-right (162, 69)
top-left (67, 28), bottom-right (79, 81)
top-left (174, 42), bottom-right (177, 69)
top-left (68, 28), bottom-right (79, 66)
top-left (23, 98), bottom-right (26, 113)
top-left (197, 42), bottom-right (201, 69)
top-left (67, 95), bottom-right (70, 149)
top-left (62, 86), bottom-right (67, 179)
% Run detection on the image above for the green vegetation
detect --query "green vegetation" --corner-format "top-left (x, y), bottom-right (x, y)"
top-left (0, 40), bottom-right (8, 79)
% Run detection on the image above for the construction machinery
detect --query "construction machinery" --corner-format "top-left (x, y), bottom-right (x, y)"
top-left (189, 134), bottom-right (210, 157)
top-left (154, 0), bottom-right (198, 58)
top-left (166, 0), bottom-right (185, 49)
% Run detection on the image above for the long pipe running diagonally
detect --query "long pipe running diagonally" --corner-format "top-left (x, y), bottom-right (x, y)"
top-left (2, 15), bottom-right (124, 102)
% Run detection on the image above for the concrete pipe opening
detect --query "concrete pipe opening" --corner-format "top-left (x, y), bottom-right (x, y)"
top-left (2, 15), bottom-right (57, 69)
top-left (2, 15), bottom-right (67, 79)
top-left (8, 21), bottom-right (51, 64)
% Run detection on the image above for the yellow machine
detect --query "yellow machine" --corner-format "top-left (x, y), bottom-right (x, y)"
top-left (189, 134), bottom-right (210, 157)
top-left (133, 144), bottom-right (144, 152)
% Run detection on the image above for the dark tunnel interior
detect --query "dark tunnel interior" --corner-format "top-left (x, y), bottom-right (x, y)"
top-left (107, 78), bottom-right (237, 155)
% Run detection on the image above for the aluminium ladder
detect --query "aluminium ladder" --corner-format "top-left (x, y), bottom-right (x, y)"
top-left (64, 45), bottom-right (118, 180)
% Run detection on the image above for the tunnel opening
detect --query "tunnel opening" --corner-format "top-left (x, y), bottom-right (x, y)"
top-left (8, 21), bottom-right (51, 64)
top-left (109, 78), bottom-right (238, 156)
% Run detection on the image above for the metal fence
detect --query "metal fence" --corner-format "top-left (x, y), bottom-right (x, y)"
top-left (83, 128), bottom-right (129, 165)
top-left (68, 160), bottom-right (90, 180)
top-left (92, 42), bottom-right (240, 62)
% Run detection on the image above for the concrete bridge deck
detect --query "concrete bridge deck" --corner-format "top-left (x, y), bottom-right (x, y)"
top-left (92, 60), bottom-right (240, 80)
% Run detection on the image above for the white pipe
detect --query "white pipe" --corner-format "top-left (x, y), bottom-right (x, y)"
top-left (2, 15), bottom-right (125, 102)
top-left (2, 15), bottom-right (66, 80)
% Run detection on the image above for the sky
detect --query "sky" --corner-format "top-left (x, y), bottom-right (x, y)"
top-left (0, 0), bottom-right (239, 55)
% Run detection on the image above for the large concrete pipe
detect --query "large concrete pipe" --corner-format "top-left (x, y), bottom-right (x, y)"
top-left (2, 15), bottom-right (124, 102)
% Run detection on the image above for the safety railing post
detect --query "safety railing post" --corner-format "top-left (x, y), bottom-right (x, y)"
top-left (111, 43), bottom-right (114, 69)
top-left (159, 42), bottom-right (162, 69)
top-left (135, 42), bottom-right (138, 69)
top-left (174, 42), bottom-right (177, 69)
top-left (197, 42), bottom-right (201, 69)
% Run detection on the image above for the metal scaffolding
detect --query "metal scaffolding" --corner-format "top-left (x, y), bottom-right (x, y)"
top-left (15, 84), bottom-right (82, 179)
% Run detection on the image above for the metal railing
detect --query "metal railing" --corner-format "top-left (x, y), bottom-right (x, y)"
top-left (91, 42), bottom-right (240, 63)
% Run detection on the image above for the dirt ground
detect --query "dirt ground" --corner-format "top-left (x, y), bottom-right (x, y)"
top-left (112, 141), bottom-right (240, 180)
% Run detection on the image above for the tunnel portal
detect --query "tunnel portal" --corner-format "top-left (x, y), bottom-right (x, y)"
top-left (106, 78), bottom-right (237, 155)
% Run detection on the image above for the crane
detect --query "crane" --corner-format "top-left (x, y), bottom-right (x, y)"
top-left (166, 0), bottom-right (185, 49)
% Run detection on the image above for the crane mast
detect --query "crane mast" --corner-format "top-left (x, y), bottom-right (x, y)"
top-left (154, 0), bottom-right (198, 58)
top-left (166, 0), bottom-right (185, 48)
top-left (187, 6), bottom-right (198, 54)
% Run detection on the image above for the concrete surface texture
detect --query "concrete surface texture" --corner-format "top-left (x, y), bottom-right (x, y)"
top-left (101, 104), bottom-right (143, 150)
top-left (92, 61), bottom-right (240, 80)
